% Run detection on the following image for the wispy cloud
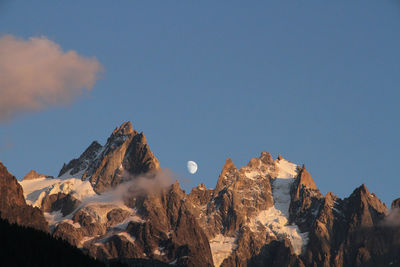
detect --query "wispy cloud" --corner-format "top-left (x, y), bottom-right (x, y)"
top-left (381, 208), bottom-right (400, 227)
top-left (0, 35), bottom-right (103, 122)
top-left (80, 169), bottom-right (175, 206)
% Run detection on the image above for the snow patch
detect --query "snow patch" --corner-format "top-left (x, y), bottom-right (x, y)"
top-left (111, 214), bottom-right (145, 230)
top-left (20, 177), bottom-right (96, 208)
top-left (244, 170), bottom-right (261, 180)
top-left (247, 158), bottom-right (308, 255)
top-left (117, 232), bottom-right (135, 243)
top-left (271, 178), bottom-right (293, 217)
top-left (251, 173), bottom-right (308, 255)
top-left (254, 207), bottom-right (308, 254)
top-left (210, 234), bottom-right (237, 267)
top-left (275, 159), bottom-right (298, 179)
top-left (80, 236), bottom-right (97, 246)
top-left (169, 259), bottom-right (178, 265)
top-left (63, 219), bottom-right (81, 228)
top-left (153, 247), bottom-right (166, 256)
top-left (44, 210), bottom-right (69, 226)
top-left (78, 203), bottom-right (133, 224)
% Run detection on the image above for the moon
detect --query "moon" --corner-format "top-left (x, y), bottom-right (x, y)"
top-left (187, 161), bottom-right (198, 174)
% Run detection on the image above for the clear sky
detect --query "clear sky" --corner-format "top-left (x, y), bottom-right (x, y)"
top-left (0, 1), bottom-right (399, 205)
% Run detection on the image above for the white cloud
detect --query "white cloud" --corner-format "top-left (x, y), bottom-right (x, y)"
top-left (0, 35), bottom-right (103, 121)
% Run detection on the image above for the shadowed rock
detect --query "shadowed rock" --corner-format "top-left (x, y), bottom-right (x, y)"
top-left (0, 162), bottom-right (48, 232)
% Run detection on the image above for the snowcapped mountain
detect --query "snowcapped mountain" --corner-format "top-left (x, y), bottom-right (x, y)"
top-left (58, 121), bottom-right (160, 193)
top-left (2, 121), bottom-right (399, 267)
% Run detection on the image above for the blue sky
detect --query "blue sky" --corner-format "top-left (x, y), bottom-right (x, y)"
top-left (0, 1), bottom-right (399, 205)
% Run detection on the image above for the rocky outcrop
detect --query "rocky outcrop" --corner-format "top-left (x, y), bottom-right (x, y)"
top-left (0, 162), bottom-right (48, 232)
top-left (289, 166), bottom-right (323, 232)
top-left (59, 121), bottom-right (160, 193)
top-left (41, 192), bottom-right (81, 216)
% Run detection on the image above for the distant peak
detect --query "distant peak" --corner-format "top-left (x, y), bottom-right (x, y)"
top-left (23, 170), bottom-right (47, 181)
top-left (112, 121), bottom-right (134, 136)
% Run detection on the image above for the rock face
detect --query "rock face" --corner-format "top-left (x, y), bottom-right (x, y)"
top-left (59, 121), bottom-right (160, 193)
top-left (0, 162), bottom-right (48, 232)
top-left (302, 185), bottom-right (387, 266)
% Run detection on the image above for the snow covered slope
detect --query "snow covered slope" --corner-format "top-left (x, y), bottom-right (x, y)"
top-left (20, 177), bottom-right (96, 208)
top-left (210, 235), bottom-right (238, 267)
top-left (262, 158), bottom-right (308, 255)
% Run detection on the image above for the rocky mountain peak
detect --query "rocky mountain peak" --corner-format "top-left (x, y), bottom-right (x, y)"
top-left (222, 158), bottom-right (236, 172)
top-left (246, 152), bottom-right (274, 169)
top-left (295, 166), bottom-right (317, 191)
top-left (345, 184), bottom-right (387, 228)
top-left (111, 121), bottom-right (134, 136)
top-left (215, 158), bottom-right (238, 191)
top-left (260, 151), bottom-right (274, 164)
top-left (58, 121), bottom-right (160, 193)
top-left (22, 170), bottom-right (47, 181)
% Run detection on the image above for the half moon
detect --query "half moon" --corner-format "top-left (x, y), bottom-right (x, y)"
top-left (187, 161), bottom-right (198, 174)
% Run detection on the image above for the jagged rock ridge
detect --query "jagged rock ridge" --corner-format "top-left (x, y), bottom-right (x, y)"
top-left (19, 122), bottom-right (212, 266)
top-left (8, 122), bottom-right (400, 267)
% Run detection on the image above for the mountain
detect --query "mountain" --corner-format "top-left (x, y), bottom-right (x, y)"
top-left (6, 121), bottom-right (400, 266)
top-left (20, 122), bottom-right (212, 266)
top-left (58, 121), bottom-right (160, 193)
